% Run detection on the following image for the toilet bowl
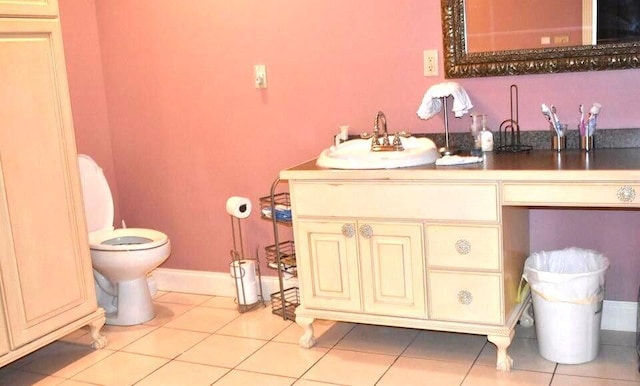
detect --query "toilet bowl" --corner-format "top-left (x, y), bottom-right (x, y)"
top-left (78, 154), bottom-right (171, 326)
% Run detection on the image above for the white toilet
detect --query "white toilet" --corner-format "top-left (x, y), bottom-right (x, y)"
top-left (78, 154), bottom-right (171, 326)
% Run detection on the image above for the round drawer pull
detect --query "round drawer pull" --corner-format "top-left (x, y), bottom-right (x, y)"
top-left (617, 186), bottom-right (636, 203)
top-left (359, 224), bottom-right (373, 239)
top-left (457, 290), bottom-right (473, 305)
top-left (455, 239), bottom-right (471, 255)
top-left (341, 223), bottom-right (355, 238)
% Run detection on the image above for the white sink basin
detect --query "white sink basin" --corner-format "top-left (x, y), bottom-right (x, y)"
top-left (316, 136), bottom-right (439, 169)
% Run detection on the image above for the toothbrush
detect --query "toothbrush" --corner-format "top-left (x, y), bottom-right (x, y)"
top-left (541, 104), bottom-right (558, 133)
top-left (587, 103), bottom-right (602, 136)
top-left (579, 105), bottom-right (585, 137)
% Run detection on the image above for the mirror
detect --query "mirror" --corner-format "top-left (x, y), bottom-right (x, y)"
top-left (442, 0), bottom-right (640, 78)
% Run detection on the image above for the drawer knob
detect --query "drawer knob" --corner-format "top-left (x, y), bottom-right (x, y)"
top-left (455, 239), bottom-right (471, 255)
top-left (617, 186), bottom-right (636, 203)
top-left (341, 223), bottom-right (355, 238)
top-left (457, 290), bottom-right (473, 305)
top-left (359, 224), bottom-right (373, 239)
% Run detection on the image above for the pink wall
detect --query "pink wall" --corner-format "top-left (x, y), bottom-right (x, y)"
top-left (58, 0), bottom-right (121, 225)
top-left (59, 0), bottom-right (640, 300)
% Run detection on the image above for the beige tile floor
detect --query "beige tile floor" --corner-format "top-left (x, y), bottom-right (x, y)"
top-left (1, 291), bottom-right (639, 385)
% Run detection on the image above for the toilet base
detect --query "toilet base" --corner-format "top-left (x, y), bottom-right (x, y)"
top-left (105, 277), bottom-right (155, 326)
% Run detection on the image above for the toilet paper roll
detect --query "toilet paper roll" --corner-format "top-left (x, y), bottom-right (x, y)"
top-left (234, 279), bottom-right (258, 305)
top-left (226, 196), bottom-right (252, 219)
top-left (230, 260), bottom-right (256, 283)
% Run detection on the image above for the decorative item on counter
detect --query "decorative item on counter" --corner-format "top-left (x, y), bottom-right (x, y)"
top-left (497, 84), bottom-right (532, 153)
top-left (417, 81), bottom-right (474, 156)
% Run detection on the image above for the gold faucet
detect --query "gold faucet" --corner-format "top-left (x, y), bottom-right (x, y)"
top-left (362, 111), bottom-right (408, 152)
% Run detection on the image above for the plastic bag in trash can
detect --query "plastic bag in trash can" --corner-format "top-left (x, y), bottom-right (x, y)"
top-left (523, 247), bottom-right (609, 303)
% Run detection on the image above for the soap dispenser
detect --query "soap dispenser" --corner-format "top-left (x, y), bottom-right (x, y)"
top-left (480, 114), bottom-right (494, 152)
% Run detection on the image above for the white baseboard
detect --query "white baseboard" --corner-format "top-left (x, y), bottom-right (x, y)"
top-left (152, 267), bottom-right (298, 301)
top-left (151, 268), bottom-right (637, 332)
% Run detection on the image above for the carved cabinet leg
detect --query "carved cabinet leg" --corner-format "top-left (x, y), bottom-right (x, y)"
top-left (88, 316), bottom-right (108, 349)
top-left (487, 330), bottom-right (515, 372)
top-left (296, 316), bottom-right (317, 348)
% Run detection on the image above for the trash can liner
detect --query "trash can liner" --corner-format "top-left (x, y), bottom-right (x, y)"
top-left (523, 247), bottom-right (609, 304)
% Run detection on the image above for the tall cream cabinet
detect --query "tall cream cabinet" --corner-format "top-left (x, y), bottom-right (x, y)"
top-left (0, 0), bottom-right (106, 366)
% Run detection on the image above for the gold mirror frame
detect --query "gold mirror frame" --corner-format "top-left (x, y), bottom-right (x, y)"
top-left (442, 0), bottom-right (640, 78)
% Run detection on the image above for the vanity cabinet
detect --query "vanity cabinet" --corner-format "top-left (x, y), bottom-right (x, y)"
top-left (0, 5), bottom-right (106, 367)
top-left (0, 0), bottom-right (58, 17)
top-left (296, 219), bottom-right (425, 318)
top-left (283, 175), bottom-right (529, 371)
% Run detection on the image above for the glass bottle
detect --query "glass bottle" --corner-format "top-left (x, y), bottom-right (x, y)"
top-left (470, 114), bottom-right (483, 156)
top-left (480, 114), bottom-right (494, 152)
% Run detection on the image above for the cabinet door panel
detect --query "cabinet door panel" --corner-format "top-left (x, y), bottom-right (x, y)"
top-left (0, 18), bottom-right (96, 347)
top-left (360, 222), bottom-right (426, 318)
top-left (296, 220), bottom-right (361, 312)
top-left (0, 0), bottom-right (58, 17)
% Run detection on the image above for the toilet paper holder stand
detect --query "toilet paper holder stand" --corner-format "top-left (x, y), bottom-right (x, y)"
top-left (229, 214), bottom-right (265, 313)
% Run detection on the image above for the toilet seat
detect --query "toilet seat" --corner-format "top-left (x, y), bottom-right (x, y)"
top-left (89, 228), bottom-right (169, 252)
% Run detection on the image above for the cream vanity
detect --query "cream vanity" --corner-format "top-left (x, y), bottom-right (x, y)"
top-left (280, 149), bottom-right (640, 371)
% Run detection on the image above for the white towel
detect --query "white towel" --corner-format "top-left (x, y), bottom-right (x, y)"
top-left (417, 82), bottom-right (473, 120)
top-left (435, 155), bottom-right (483, 166)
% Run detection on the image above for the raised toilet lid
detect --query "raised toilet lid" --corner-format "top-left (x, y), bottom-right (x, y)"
top-left (78, 154), bottom-right (114, 233)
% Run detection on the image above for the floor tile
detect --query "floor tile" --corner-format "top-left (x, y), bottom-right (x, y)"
top-left (302, 348), bottom-right (395, 386)
top-left (75, 323), bottom-right (158, 350)
top-left (334, 324), bottom-right (419, 355)
top-left (601, 330), bottom-right (637, 347)
top-left (515, 324), bottom-right (537, 339)
top-left (555, 344), bottom-right (640, 382)
top-left (155, 291), bottom-right (213, 305)
top-left (402, 330), bottom-right (487, 364)
top-left (274, 320), bottom-right (355, 348)
top-left (237, 341), bottom-right (328, 378)
top-left (293, 380), bottom-right (339, 385)
top-left (121, 326), bottom-right (209, 358)
top-left (213, 369), bottom-right (295, 386)
top-left (378, 356), bottom-right (471, 386)
top-left (200, 295), bottom-right (241, 310)
top-left (552, 374), bottom-right (640, 385)
top-left (144, 301), bottom-right (195, 326)
top-left (0, 369), bottom-right (64, 386)
top-left (18, 341), bottom-right (115, 378)
top-left (70, 351), bottom-right (169, 385)
top-left (58, 380), bottom-right (99, 385)
top-left (177, 333), bottom-right (266, 368)
top-left (163, 306), bottom-right (239, 333)
top-left (135, 360), bottom-right (229, 385)
top-left (215, 305), bottom-right (292, 340)
top-left (476, 337), bottom-right (556, 373)
top-left (462, 365), bottom-right (553, 386)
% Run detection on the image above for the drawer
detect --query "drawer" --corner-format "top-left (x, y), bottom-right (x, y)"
top-left (503, 182), bottom-right (640, 207)
top-left (428, 271), bottom-right (503, 325)
top-left (426, 225), bottom-right (500, 271)
top-left (291, 181), bottom-right (499, 221)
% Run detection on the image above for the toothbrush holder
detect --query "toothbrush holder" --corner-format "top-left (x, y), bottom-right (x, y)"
top-left (581, 135), bottom-right (594, 151)
top-left (552, 135), bottom-right (566, 152)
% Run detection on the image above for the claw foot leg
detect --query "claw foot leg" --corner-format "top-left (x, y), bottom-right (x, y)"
top-left (296, 316), bottom-right (316, 348)
top-left (488, 331), bottom-right (514, 372)
top-left (89, 316), bottom-right (107, 349)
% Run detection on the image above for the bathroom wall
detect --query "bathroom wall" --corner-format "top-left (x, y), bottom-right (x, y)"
top-left (58, 1), bottom-right (121, 225)
top-left (58, 0), bottom-right (640, 300)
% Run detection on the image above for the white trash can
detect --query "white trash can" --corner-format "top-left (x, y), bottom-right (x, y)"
top-left (523, 248), bottom-right (609, 364)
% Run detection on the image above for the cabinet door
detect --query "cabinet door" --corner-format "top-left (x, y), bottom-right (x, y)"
top-left (359, 222), bottom-right (426, 318)
top-left (295, 219), bottom-right (361, 312)
top-left (0, 18), bottom-right (97, 347)
top-left (0, 0), bottom-right (58, 17)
